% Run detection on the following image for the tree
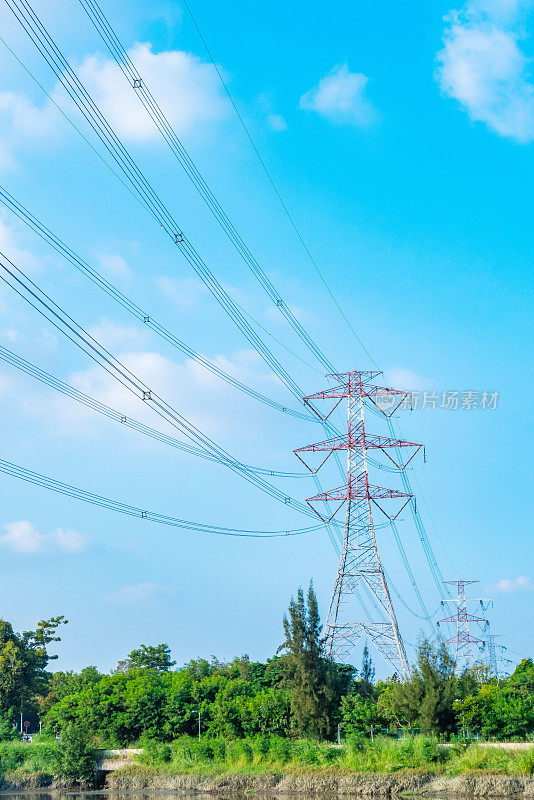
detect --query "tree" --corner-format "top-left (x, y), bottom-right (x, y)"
top-left (0, 713), bottom-right (18, 741)
top-left (0, 616), bottom-right (67, 715)
top-left (40, 667), bottom-right (101, 716)
top-left (56, 724), bottom-right (96, 780)
top-left (341, 693), bottom-right (383, 736)
top-left (277, 581), bottom-right (334, 739)
top-left (454, 659), bottom-right (534, 740)
top-left (115, 643), bottom-right (176, 673)
top-left (359, 645), bottom-right (375, 698)
top-left (377, 638), bottom-right (457, 735)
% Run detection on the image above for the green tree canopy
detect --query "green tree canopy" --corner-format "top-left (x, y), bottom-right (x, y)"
top-left (277, 581), bottom-right (336, 739)
top-left (115, 643), bottom-right (176, 673)
top-left (378, 638), bottom-right (457, 734)
top-left (0, 616), bottom-right (67, 716)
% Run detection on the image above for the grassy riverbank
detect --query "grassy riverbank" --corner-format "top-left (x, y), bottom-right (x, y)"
top-left (1, 735), bottom-right (533, 790)
top-left (134, 735), bottom-right (534, 776)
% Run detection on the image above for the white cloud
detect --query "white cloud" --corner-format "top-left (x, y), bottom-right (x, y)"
top-left (0, 91), bottom-right (58, 141)
top-left (87, 319), bottom-right (149, 350)
top-left (95, 252), bottom-right (131, 279)
top-left (5, 328), bottom-right (18, 342)
top-left (0, 42), bottom-right (228, 169)
top-left (265, 301), bottom-right (311, 326)
top-left (0, 92), bottom-right (61, 171)
top-left (76, 43), bottom-right (229, 143)
top-left (487, 575), bottom-right (534, 593)
top-left (384, 367), bottom-right (435, 391)
top-left (0, 520), bottom-right (85, 554)
top-left (105, 581), bottom-right (167, 603)
top-left (0, 218), bottom-right (41, 273)
top-left (155, 275), bottom-right (209, 308)
top-left (268, 113), bottom-right (288, 131)
top-left (58, 345), bottom-right (277, 438)
top-left (300, 64), bottom-right (377, 126)
top-left (436, 0), bottom-right (534, 141)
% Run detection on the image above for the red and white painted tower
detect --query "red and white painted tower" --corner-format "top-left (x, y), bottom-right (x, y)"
top-left (294, 371), bottom-right (422, 678)
top-left (439, 580), bottom-right (489, 668)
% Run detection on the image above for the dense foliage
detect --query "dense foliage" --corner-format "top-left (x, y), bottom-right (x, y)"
top-left (0, 616), bottom-right (67, 716)
top-left (0, 733), bottom-right (533, 778)
top-left (0, 584), bottom-right (532, 748)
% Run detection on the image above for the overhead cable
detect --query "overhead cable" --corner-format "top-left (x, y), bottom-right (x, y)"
top-left (179, 0), bottom-right (377, 367)
top-left (0, 456), bottom-right (322, 538)
top-left (3, 0), bottom-right (310, 404)
top-left (0, 184), bottom-right (312, 422)
top-left (0, 250), bottom-right (322, 519)
top-left (78, 0), bottom-right (337, 374)
top-left (0, 344), bottom-right (307, 479)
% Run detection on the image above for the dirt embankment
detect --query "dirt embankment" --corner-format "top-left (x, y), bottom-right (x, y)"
top-left (105, 769), bottom-right (534, 797)
top-left (0, 771), bottom-right (92, 791)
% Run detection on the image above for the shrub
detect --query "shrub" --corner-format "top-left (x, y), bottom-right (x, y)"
top-left (56, 725), bottom-right (96, 780)
top-left (0, 716), bottom-right (18, 742)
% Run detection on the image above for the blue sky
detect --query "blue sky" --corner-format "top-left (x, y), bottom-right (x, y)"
top-left (0, 0), bottom-right (532, 677)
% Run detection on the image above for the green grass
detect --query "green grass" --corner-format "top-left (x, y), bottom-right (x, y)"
top-left (445, 744), bottom-right (534, 777)
top-left (0, 739), bottom-right (60, 775)
top-left (134, 735), bottom-right (534, 777)
top-left (2, 735), bottom-right (533, 780)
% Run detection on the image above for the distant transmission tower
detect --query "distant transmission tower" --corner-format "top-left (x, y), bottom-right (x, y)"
top-left (294, 371), bottom-right (422, 678)
top-left (438, 580), bottom-right (490, 670)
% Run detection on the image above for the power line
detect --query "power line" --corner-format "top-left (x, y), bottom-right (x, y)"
top-left (173, 0), bottom-right (461, 613)
top-left (0, 456), bottom-right (323, 538)
top-left (180, 0), bottom-right (378, 367)
top-left (0, 184), bottom-right (313, 421)
top-left (3, 0), bottom-right (312, 404)
top-left (0, 343), bottom-right (308, 479)
top-left (77, 0), bottom-right (338, 374)
top-left (4, 0), bottom-right (455, 633)
top-left (0, 249), bottom-right (322, 519)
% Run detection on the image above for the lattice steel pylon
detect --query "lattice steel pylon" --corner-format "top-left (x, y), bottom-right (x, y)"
top-left (294, 371), bottom-right (423, 679)
top-left (438, 580), bottom-right (489, 670)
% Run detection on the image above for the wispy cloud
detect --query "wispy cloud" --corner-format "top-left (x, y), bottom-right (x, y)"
top-left (0, 42), bottom-right (229, 169)
top-left (0, 217), bottom-right (42, 273)
top-left (95, 252), bottom-right (131, 280)
top-left (87, 319), bottom-right (149, 350)
top-left (155, 275), bottom-right (209, 308)
top-left (0, 520), bottom-right (85, 554)
top-left (105, 582), bottom-right (169, 603)
top-left (300, 64), bottom-right (377, 127)
top-left (267, 113), bottom-right (288, 131)
top-left (487, 575), bottom-right (534, 593)
top-left (0, 91), bottom-right (60, 170)
top-left (258, 92), bottom-right (288, 132)
top-left (76, 43), bottom-right (229, 143)
top-left (384, 368), bottom-right (435, 391)
top-left (52, 346), bottom-right (275, 437)
top-left (436, 0), bottom-right (534, 141)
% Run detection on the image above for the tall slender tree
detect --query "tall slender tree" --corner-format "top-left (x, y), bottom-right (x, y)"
top-left (359, 644), bottom-right (375, 698)
top-left (278, 581), bottom-right (334, 739)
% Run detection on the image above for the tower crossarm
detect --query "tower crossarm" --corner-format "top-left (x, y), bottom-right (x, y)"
top-left (444, 632), bottom-right (485, 645)
top-left (294, 426), bottom-right (422, 473)
top-left (440, 612), bottom-right (488, 624)
top-left (306, 475), bottom-right (413, 523)
top-left (303, 371), bottom-right (408, 420)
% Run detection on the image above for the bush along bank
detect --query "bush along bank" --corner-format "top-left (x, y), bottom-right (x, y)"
top-left (124, 734), bottom-right (534, 776)
top-left (104, 736), bottom-right (534, 796)
top-left (0, 725), bottom-right (96, 789)
top-left (1, 734), bottom-right (533, 794)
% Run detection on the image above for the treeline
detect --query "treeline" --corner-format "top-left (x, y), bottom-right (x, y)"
top-left (0, 584), bottom-right (533, 745)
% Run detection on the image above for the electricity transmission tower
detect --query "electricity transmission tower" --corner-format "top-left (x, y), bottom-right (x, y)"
top-left (438, 580), bottom-right (490, 670)
top-left (294, 370), bottom-right (422, 678)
